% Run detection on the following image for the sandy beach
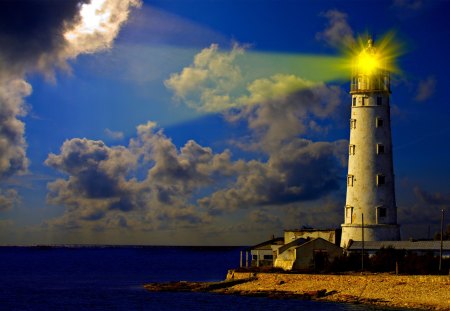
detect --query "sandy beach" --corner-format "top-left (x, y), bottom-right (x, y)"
top-left (222, 271), bottom-right (450, 310)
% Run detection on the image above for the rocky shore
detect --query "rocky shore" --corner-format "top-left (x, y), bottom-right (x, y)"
top-left (144, 271), bottom-right (450, 310)
top-left (223, 271), bottom-right (450, 310)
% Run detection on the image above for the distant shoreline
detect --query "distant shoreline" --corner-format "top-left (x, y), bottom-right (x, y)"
top-left (221, 271), bottom-right (450, 310)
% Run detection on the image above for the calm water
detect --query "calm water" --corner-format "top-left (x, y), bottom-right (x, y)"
top-left (0, 246), bottom-right (396, 310)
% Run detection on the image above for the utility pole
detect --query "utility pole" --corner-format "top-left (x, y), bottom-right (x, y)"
top-left (439, 209), bottom-right (445, 273)
top-left (362, 213), bottom-right (365, 271)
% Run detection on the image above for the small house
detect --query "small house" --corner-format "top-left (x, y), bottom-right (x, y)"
top-left (274, 237), bottom-right (343, 271)
top-left (250, 237), bottom-right (284, 267)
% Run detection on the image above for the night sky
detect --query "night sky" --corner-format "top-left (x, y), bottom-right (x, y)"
top-left (0, 0), bottom-right (449, 245)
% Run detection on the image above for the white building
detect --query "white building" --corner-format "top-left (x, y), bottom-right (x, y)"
top-left (250, 237), bottom-right (284, 267)
top-left (284, 228), bottom-right (341, 245)
top-left (341, 38), bottom-right (401, 248)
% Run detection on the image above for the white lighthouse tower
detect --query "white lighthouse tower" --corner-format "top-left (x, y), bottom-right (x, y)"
top-left (340, 37), bottom-right (400, 248)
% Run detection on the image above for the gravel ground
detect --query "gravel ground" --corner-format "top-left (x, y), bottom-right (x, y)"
top-left (223, 272), bottom-right (450, 310)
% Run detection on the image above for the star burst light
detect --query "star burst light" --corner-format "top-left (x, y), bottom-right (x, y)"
top-left (348, 32), bottom-right (403, 76)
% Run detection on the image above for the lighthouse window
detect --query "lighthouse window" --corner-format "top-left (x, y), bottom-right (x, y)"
top-left (347, 175), bottom-right (354, 187)
top-left (349, 144), bottom-right (355, 155)
top-left (376, 206), bottom-right (387, 224)
top-left (377, 144), bottom-right (385, 154)
top-left (362, 97), bottom-right (366, 106)
top-left (352, 97), bottom-right (356, 106)
top-left (377, 96), bottom-right (382, 106)
top-left (376, 174), bottom-right (385, 186)
top-left (350, 119), bottom-right (356, 129)
top-left (376, 117), bottom-right (383, 128)
top-left (346, 206), bottom-right (354, 223)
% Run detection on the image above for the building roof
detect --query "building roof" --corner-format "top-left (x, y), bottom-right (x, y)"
top-left (347, 240), bottom-right (450, 251)
top-left (278, 238), bottom-right (308, 254)
top-left (284, 228), bottom-right (339, 232)
top-left (250, 237), bottom-right (284, 250)
top-left (279, 237), bottom-right (342, 255)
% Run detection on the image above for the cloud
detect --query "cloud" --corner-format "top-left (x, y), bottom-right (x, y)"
top-left (165, 43), bottom-right (244, 112)
top-left (0, 79), bottom-right (31, 178)
top-left (0, 0), bottom-right (141, 79)
top-left (0, 0), bottom-right (83, 77)
top-left (64, 0), bottom-right (142, 59)
top-left (414, 76), bottom-right (436, 102)
top-left (231, 82), bottom-right (344, 152)
top-left (316, 10), bottom-right (355, 48)
top-left (198, 138), bottom-right (347, 214)
top-left (45, 121), bottom-right (239, 231)
top-left (413, 187), bottom-right (450, 206)
top-left (284, 198), bottom-right (343, 229)
top-left (390, 0), bottom-right (434, 20)
top-left (165, 44), bottom-right (342, 116)
top-left (392, 0), bottom-right (424, 11)
top-left (165, 43), bottom-right (348, 219)
top-left (0, 189), bottom-right (20, 211)
top-left (0, 0), bottom-right (141, 208)
top-left (46, 114), bottom-right (347, 232)
top-left (249, 209), bottom-right (283, 227)
top-left (46, 39), bottom-right (348, 234)
top-left (397, 186), bottom-right (449, 228)
top-left (104, 128), bottom-right (125, 140)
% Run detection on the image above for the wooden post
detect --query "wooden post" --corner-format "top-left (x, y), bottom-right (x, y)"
top-left (245, 251), bottom-right (249, 268)
top-left (240, 251), bottom-right (243, 268)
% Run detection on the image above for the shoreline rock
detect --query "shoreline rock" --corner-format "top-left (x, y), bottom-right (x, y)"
top-left (144, 271), bottom-right (450, 310)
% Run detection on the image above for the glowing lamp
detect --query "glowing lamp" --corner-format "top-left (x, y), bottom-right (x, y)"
top-left (351, 38), bottom-right (390, 93)
top-left (357, 49), bottom-right (381, 74)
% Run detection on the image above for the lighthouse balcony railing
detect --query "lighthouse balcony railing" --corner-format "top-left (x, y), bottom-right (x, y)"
top-left (351, 72), bottom-right (391, 93)
top-left (350, 83), bottom-right (391, 93)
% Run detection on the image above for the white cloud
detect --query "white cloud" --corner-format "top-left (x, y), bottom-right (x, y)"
top-left (316, 10), bottom-right (355, 48)
top-left (0, 78), bottom-right (31, 178)
top-left (63, 0), bottom-right (142, 58)
top-left (165, 44), bottom-right (333, 114)
top-left (0, 189), bottom-right (20, 211)
top-left (104, 128), bottom-right (125, 140)
top-left (415, 76), bottom-right (436, 102)
top-left (165, 43), bottom-right (244, 112)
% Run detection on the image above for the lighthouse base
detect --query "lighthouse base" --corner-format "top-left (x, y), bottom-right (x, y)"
top-left (340, 224), bottom-right (400, 248)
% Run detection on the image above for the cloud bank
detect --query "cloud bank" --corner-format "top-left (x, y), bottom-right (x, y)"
top-left (0, 0), bottom-right (141, 209)
top-left (44, 42), bottom-right (348, 233)
top-left (45, 122), bottom-right (240, 231)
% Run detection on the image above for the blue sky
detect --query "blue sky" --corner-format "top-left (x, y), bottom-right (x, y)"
top-left (0, 0), bottom-right (449, 245)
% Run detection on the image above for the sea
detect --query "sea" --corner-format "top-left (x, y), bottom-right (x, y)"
top-left (0, 246), bottom-right (402, 310)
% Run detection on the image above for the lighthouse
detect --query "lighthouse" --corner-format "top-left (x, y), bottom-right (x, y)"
top-left (340, 37), bottom-right (401, 248)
